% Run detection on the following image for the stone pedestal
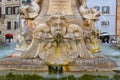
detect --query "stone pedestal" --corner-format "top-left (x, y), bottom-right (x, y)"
top-left (0, 56), bottom-right (117, 72)
top-left (35, 0), bottom-right (83, 27)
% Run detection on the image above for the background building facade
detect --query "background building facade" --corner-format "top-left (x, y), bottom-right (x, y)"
top-left (87, 0), bottom-right (117, 43)
top-left (0, 0), bottom-right (20, 42)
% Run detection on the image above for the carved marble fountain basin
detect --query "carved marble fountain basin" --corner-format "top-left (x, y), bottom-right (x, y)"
top-left (0, 43), bottom-right (120, 66)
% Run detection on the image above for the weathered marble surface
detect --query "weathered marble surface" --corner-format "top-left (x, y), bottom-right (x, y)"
top-left (3, 0), bottom-right (117, 71)
top-left (34, 0), bottom-right (83, 26)
top-left (0, 57), bottom-right (47, 71)
top-left (0, 55), bottom-right (117, 71)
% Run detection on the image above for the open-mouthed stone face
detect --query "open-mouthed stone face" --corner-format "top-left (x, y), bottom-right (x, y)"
top-left (50, 21), bottom-right (67, 37)
top-left (48, 15), bottom-right (68, 37)
top-left (30, 15), bottom-right (93, 65)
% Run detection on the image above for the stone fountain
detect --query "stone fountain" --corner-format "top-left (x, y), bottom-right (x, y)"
top-left (0, 0), bottom-right (117, 73)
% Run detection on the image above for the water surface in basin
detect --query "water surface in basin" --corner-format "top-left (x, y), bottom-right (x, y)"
top-left (1, 71), bottom-right (115, 77)
top-left (100, 43), bottom-right (120, 66)
top-left (0, 42), bottom-right (16, 58)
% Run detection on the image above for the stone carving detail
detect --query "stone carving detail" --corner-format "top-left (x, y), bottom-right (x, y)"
top-left (19, 0), bottom-right (42, 19)
top-left (21, 14), bottom-right (93, 65)
top-left (16, 0), bottom-right (101, 64)
top-left (16, 19), bottom-right (36, 51)
top-left (79, 0), bottom-right (101, 53)
top-left (79, 0), bottom-right (100, 29)
top-left (4, 0), bottom-right (117, 71)
top-left (16, 0), bottom-right (41, 50)
top-left (84, 29), bottom-right (100, 53)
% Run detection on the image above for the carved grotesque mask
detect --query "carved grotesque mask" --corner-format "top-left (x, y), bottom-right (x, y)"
top-left (47, 15), bottom-right (69, 37)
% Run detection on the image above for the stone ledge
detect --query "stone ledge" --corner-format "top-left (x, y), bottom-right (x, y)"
top-left (0, 57), bottom-right (118, 72)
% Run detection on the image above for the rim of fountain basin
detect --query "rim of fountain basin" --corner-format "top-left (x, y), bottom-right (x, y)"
top-left (0, 69), bottom-right (117, 79)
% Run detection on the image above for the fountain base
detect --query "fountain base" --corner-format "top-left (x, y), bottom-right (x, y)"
top-left (0, 55), bottom-right (117, 72)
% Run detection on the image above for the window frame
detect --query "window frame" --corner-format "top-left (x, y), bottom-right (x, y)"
top-left (7, 22), bottom-right (11, 30)
top-left (102, 6), bottom-right (110, 14)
